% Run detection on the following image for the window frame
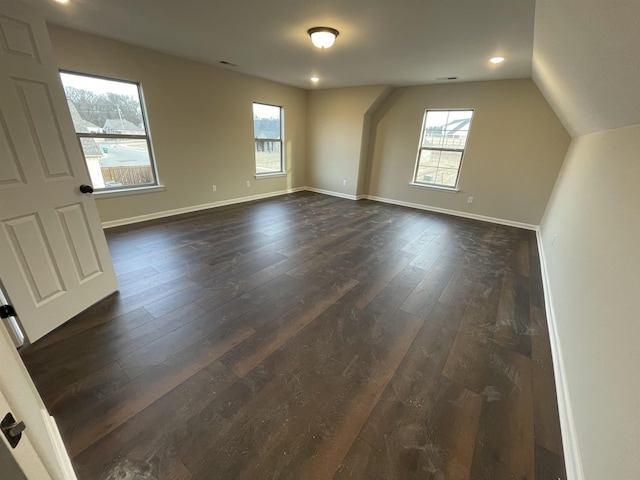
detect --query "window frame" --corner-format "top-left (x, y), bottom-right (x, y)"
top-left (412, 108), bottom-right (474, 191)
top-left (60, 70), bottom-right (160, 193)
top-left (253, 102), bottom-right (284, 176)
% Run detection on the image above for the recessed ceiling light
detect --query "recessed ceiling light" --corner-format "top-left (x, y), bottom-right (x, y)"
top-left (310, 77), bottom-right (320, 83)
top-left (54, 0), bottom-right (69, 3)
top-left (490, 57), bottom-right (505, 64)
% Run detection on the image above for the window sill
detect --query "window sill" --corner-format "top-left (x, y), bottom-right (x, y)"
top-left (409, 182), bottom-right (459, 193)
top-left (255, 173), bottom-right (287, 179)
top-left (94, 185), bottom-right (166, 199)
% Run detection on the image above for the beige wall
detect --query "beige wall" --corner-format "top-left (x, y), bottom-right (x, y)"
top-left (365, 79), bottom-right (570, 225)
top-left (306, 86), bottom-right (389, 197)
top-left (539, 124), bottom-right (640, 480)
top-left (48, 26), bottom-right (307, 224)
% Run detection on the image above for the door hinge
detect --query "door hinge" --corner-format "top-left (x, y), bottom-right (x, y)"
top-left (0, 304), bottom-right (17, 319)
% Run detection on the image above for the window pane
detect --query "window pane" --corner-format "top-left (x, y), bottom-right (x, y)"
top-left (415, 165), bottom-right (438, 184)
top-left (60, 72), bottom-right (146, 135)
top-left (253, 103), bottom-right (283, 175)
top-left (80, 137), bottom-right (154, 189)
top-left (423, 111), bottom-right (448, 148)
top-left (424, 110), bottom-right (449, 130)
top-left (438, 151), bottom-right (463, 169)
top-left (253, 104), bottom-right (281, 140)
top-left (414, 109), bottom-right (473, 188)
top-left (255, 141), bottom-right (282, 174)
top-left (434, 168), bottom-right (459, 187)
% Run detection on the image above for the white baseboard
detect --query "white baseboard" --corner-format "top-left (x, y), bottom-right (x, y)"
top-left (536, 229), bottom-right (584, 480)
top-left (362, 194), bottom-right (538, 230)
top-left (101, 187), bottom-right (306, 229)
top-left (303, 186), bottom-right (358, 201)
top-left (41, 410), bottom-right (77, 480)
top-left (102, 187), bottom-right (538, 231)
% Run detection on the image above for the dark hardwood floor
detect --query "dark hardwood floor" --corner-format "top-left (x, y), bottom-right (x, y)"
top-left (21, 192), bottom-right (566, 479)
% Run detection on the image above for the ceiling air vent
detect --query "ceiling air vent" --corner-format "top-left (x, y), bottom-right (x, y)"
top-left (436, 77), bottom-right (458, 81)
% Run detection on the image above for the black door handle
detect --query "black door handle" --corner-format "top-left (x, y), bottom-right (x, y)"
top-left (79, 184), bottom-right (94, 194)
top-left (1, 413), bottom-right (26, 449)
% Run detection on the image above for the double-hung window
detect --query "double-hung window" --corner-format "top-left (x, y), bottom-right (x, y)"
top-left (253, 103), bottom-right (283, 175)
top-left (60, 71), bottom-right (158, 191)
top-left (413, 109), bottom-right (474, 189)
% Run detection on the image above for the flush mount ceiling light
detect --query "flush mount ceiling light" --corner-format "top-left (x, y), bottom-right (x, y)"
top-left (490, 56), bottom-right (505, 64)
top-left (310, 77), bottom-right (320, 83)
top-left (307, 27), bottom-right (339, 49)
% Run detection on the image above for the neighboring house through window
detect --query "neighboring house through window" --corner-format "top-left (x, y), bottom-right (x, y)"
top-left (253, 103), bottom-right (283, 175)
top-left (413, 109), bottom-right (474, 189)
top-left (60, 71), bottom-right (158, 191)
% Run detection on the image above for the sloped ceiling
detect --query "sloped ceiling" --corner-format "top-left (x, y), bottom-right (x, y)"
top-left (533, 0), bottom-right (640, 137)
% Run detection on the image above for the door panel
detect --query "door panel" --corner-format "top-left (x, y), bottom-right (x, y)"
top-left (0, 14), bottom-right (41, 62)
top-left (56, 203), bottom-right (104, 282)
top-left (13, 78), bottom-right (74, 179)
top-left (0, 112), bottom-right (26, 187)
top-left (3, 213), bottom-right (65, 305)
top-left (0, 0), bottom-right (118, 343)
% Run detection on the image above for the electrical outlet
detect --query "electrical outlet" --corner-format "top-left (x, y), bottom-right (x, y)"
top-left (342, 180), bottom-right (347, 186)
top-left (212, 185), bottom-right (217, 192)
top-left (467, 196), bottom-right (474, 204)
top-left (246, 180), bottom-right (251, 188)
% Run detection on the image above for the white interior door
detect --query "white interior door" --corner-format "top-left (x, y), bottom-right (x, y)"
top-left (0, 0), bottom-right (118, 343)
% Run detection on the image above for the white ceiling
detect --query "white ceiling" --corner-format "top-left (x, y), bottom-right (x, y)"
top-left (24, 0), bottom-right (535, 89)
top-left (24, 0), bottom-right (639, 138)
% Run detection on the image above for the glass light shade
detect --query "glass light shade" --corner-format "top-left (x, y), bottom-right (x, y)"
top-left (308, 27), bottom-right (339, 49)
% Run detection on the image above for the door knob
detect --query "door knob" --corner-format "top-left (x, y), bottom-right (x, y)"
top-left (79, 184), bottom-right (94, 194)
top-left (1, 413), bottom-right (26, 449)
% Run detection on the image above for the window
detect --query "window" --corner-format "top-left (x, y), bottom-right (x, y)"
top-left (253, 103), bottom-right (283, 175)
top-left (413, 109), bottom-right (474, 189)
top-left (60, 71), bottom-right (158, 191)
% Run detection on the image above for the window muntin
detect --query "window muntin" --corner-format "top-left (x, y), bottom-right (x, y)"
top-left (413, 109), bottom-right (473, 188)
top-left (60, 71), bottom-right (158, 191)
top-left (253, 103), bottom-right (283, 175)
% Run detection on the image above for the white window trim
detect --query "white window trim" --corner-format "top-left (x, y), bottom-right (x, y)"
top-left (412, 108), bottom-right (474, 190)
top-left (61, 70), bottom-right (160, 193)
top-left (254, 172), bottom-right (287, 179)
top-left (94, 185), bottom-right (166, 198)
top-left (253, 102), bottom-right (284, 176)
top-left (408, 182), bottom-right (459, 193)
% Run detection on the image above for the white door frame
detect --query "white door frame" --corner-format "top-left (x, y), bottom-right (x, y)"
top-left (0, 320), bottom-right (76, 479)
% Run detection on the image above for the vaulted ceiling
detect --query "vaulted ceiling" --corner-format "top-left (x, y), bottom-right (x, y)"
top-left (25, 0), bottom-right (640, 137)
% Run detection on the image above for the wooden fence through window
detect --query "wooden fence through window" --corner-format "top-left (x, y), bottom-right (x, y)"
top-left (101, 166), bottom-right (153, 186)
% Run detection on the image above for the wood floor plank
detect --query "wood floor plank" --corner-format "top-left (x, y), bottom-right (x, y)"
top-left (222, 276), bottom-right (360, 378)
top-left (64, 322), bottom-right (254, 456)
top-left (531, 306), bottom-right (564, 456)
top-left (401, 254), bottom-right (459, 318)
top-left (72, 361), bottom-right (238, 480)
top-left (535, 444), bottom-right (567, 480)
top-left (493, 271), bottom-right (533, 357)
top-left (469, 347), bottom-right (535, 480)
top-left (334, 437), bottom-right (402, 480)
top-left (17, 192), bottom-right (564, 480)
